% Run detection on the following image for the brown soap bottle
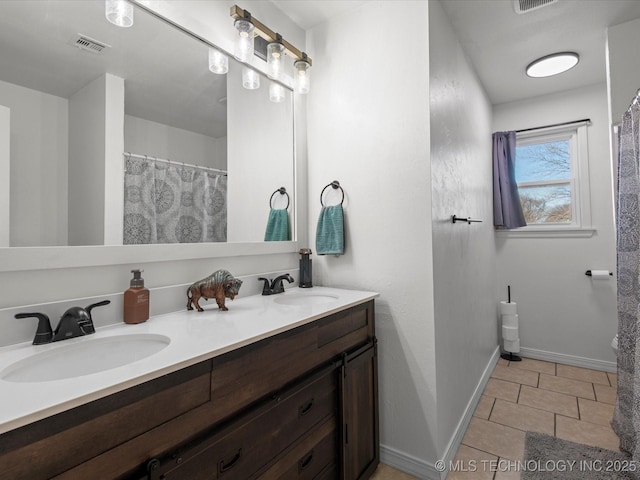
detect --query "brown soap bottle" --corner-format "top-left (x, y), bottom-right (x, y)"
top-left (123, 269), bottom-right (149, 324)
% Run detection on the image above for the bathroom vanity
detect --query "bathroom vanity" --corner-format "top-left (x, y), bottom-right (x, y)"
top-left (0, 288), bottom-right (378, 480)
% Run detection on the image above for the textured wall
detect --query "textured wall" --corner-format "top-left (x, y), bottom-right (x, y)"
top-left (429, 0), bottom-right (498, 457)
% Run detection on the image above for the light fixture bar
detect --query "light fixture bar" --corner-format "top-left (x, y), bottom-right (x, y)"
top-left (230, 5), bottom-right (312, 66)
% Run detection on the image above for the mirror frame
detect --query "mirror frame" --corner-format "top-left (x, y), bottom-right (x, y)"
top-left (0, 1), bottom-right (301, 273)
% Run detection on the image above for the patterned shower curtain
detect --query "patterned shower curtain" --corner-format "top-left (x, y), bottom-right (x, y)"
top-left (123, 157), bottom-right (227, 244)
top-left (612, 97), bottom-right (640, 463)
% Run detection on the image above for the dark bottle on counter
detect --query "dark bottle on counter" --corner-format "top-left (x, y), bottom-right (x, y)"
top-left (124, 269), bottom-right (149, 324)
top-left (299, 248), bottom-right (313, 288)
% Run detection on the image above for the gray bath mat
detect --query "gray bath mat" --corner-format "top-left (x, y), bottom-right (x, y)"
top-left (522, 431), bottom-right (635, 480)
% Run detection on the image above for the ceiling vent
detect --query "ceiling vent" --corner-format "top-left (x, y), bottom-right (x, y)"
top-left (512, 0), bottom-right (558, 14)
top-left (72, 34), bottom-right (111, 54)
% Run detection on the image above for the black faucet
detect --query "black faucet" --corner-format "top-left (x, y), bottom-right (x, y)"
top-left (15, 300), bottom-right (111, 345)
top-left (258, 274), bottom-right (294, 295)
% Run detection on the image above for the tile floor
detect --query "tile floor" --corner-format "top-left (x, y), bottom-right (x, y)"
top-left (370, 357), bottom-right (619, 480)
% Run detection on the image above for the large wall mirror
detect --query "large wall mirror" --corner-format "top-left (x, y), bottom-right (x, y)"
top-left (0, 0), bottom-right (295, 248)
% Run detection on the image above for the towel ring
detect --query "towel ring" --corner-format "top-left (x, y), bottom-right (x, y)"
top-left (320, 180), bottom-right (344, 206)
top-left (269, 187), bottom-right (290, 209)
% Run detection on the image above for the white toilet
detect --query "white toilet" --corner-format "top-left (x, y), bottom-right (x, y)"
top-left (612, 334), bottom-right (619, 354)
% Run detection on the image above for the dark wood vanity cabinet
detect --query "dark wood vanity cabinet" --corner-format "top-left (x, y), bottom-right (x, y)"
top-left (0, 300), bottom-right (378, 480)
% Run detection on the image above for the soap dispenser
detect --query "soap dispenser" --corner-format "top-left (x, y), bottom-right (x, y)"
top-left (299, 248), bottom-right (313, 288)
top-left (124, 269), bottom-right (149, 324)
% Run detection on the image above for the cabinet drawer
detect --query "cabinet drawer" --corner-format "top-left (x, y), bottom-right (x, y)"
top-left (254, 417), bottom-right (337, 480)
top-left (158, 366), bottom-right (337, 480)
top-left (208, 300), bottom-right (374, 427)
top-left (0, 361), bottom-right (211, 480)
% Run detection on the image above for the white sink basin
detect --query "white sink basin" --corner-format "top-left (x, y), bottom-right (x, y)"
top-left (274, 293), bottom-right (339, 306)
top-left (1, 334), bottom-right (170, 383)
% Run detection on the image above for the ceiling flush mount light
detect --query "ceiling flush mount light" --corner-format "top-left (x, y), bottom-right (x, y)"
top-left (230, 5), bottom-right (312, 94)
top-left (526, 52), bottom-right (579, 78)
top-left (105, 0), bottom-right (134, 28)
top-left (208, 48), bottom-right (228, 75)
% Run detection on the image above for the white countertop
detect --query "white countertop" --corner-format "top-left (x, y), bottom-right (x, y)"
top-left (0, 287), bottom-right (377, 435)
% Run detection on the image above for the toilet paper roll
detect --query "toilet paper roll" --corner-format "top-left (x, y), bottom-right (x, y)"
top-left (504, 338), bottom-right (520, 353)
top-left (589, 270), bottom-right (611, 280)
top-left (500, 301), bottom-right (518, 315)
top-left (502, 325), bottom-right (519, 341)
top-left (501, 313), bottom-right (519, 328)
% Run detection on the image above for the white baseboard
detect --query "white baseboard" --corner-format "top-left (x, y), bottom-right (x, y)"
top-left (379, 346), bottom-right (501, 480)
top-left (518, 347), bottom-right (617, 373)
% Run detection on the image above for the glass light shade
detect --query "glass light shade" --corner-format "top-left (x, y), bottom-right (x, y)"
top-left (208, 48), bottom-right (228, 75)
top-left (105, 0), bottom-right (134, 28)
top-left (269, 82), bottom-right (286, 103)
top-left (526, 52), bottom-right (579, 78)
top-left (267, 42), bottom-right (285, 79)
top-left (234, 19), bottom-right (255, 62)
top-left (242, 67), bottom-right (260, 90)
top-left (294, 59), bottom-right (310, 94)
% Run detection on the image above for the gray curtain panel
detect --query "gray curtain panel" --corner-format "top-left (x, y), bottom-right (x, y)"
top-left (612, 99), bottom-right (640, 470)
top-left (123, 158), bottom-right (227, 244)
top-left (493, 131), bottom-right (527, 229)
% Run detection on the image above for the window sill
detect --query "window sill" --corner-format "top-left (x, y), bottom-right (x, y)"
top-left (495, 227), bottom-right (596, 238)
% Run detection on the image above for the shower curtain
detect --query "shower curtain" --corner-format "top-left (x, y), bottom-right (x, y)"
top-left (123, 157), bottom-right (227, 244)
top-left (612, 96), bottom-right (640, 464)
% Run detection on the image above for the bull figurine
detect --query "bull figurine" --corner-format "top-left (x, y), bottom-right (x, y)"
top-left (187, 270), bottom-right (243, 312)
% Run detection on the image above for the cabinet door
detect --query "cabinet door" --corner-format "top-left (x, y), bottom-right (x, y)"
top-left (340, 340), bottom-right (379, 480)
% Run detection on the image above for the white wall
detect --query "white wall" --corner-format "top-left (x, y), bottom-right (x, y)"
top-left (68, 74), bottom-right (124, 246)
top-left (607, 17), bottom-right (640, 123)
top-left (429, 0), bottom-right (498, 459)
top-left (493, 83), bottom-right (617, 368)
top-left (227, 62), bottom-right (294, 242)
top-left (0, 105), bottom-right (8, 247)
top-left (306, 1), bottom-right (439, 475)
top-left (0, 80), bottom-right (68, 247)
top-left (124, 115), bottom-right (227, 170)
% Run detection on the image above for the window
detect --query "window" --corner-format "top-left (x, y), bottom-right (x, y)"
top-left (510, 123), bottom-right (592, 236)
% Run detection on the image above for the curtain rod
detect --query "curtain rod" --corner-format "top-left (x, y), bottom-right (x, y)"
top-left (124, 152), bottom-right (227, 175)
top-left (515, 118), bottom-right (591, 134)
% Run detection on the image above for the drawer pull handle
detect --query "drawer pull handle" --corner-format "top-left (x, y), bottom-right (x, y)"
top-left (299, 398), bottom-right (314, 417)
top-left (298, 450), bottom-right (314, 472)
top-left (219, 448), bottom-right (242, 474)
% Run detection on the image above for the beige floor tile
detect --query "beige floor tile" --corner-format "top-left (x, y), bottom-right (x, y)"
top-left (448, 444), bottom-right (497, 480)
top-left (518, 385), bottom-right (578, 418)
top-left (556, 364), bottom-right (610, 385)
top-left (492, 364), bottom-right (539, 387)
top-left (498, 357), bottom-right (510, 366)
top-left (509, 357), bottom-right (556, 375)
top-left (608, 371), bottom-right (618, 388)
top-left (494, 465), bottom-right (522, 480)
top-left (484, 378), bottom-right (520, 403)
top-left (369, 463), bottom-right (418, 480)
top-left (556, 415), bottom-right (621, 451)
top-left (578, 398), bottom-right (614, 426)
top-left (594, 383), bottom-right (617, 405)
top-left (462, 417), bottom-right (526, 461)
top-left (489, 398), bottom-right (554, 435)
top-left (474, 395), bottom-right (495, 420)
top-left (538, 373), bottom-right (596, 400)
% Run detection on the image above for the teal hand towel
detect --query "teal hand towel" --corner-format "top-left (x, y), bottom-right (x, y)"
top-left (264, 208), bottom-right (291, 241)
top-left (316, 205), bottom-right (344, 255)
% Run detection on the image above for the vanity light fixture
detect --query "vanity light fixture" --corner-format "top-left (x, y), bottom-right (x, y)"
top-left (208, 48), bottom-right (229, 75)
top-left (242, 66), bottom-right (260, 90)
top-left (105, 0), bottom-right (134, 28)
top-left (269, 82), bottom-right (286, 102)
top-left (234, 16), bottom-right (255, 62)
top-left (231, 5), bottom-right (312, 93)
top-left (526, 51), bottom-right (579, 78)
